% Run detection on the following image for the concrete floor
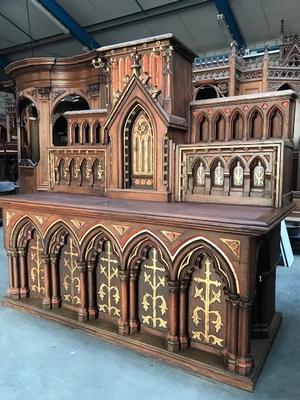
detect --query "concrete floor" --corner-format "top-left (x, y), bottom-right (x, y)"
top-left (0, 227), bottom-right (299, 400)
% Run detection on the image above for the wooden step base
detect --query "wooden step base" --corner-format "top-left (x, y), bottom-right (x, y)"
top-left (2, 297), bottom-right (282, 392)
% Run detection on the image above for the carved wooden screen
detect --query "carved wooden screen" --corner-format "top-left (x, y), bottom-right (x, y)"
top-left (27, 230), bottom-right (45, 297)
top-left (123, 106), bottom-right (154, 189)
top-left (138, 248), bottom-right (168, 334)
top-left (188, 256), bottom-right (226, 350)
top-left (59, 236), bottom-right (81, 309)
top-left (96, 241), bottom-right (120, 319)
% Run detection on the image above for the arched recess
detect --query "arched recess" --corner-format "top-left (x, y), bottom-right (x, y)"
top-left (45, 222), bottom-right (81, 311)
top-left (211, 158), bottom-right (225, 187)
top-left (174, 241), bottom-right (237, 352)
top-left (249, 108), bottom-right (263, 139)
top-left (198, 114), bottom-right (209, 142)
top-left (231, 110), bottom-right (244, 140)
top-left (123, 233), bottom-right (171, 336)
top-left (123, 104), bottom-right (154, 189)
top-left (93, 121), bottom-right (102, 144)
top-left (250, 157), bottom-right (266, 189)
top-left (72, 122), bottom-right (80, 144)
top-left (52, 95), bottom-right (89, 147)
top-left (18, 96), bottom-right (39, 163)
top-left (192, 157), bottom-right (206, 191)
top-left (214, 112), bottom-right (226, 141)
top-left (82, 121), bottom-right (90, 144)
top-left (268, 106), bottom-right (283, 138)
top-left (80, 228), bottom-right (122, 321)
top-left (277, 82), bottom-right (293, 91)
top-left (195, 85), bottom-right (218, 101)
top-left (11, 217), bottom-right (44, 299)
top-left (229, 157), bottom-right (245, 188)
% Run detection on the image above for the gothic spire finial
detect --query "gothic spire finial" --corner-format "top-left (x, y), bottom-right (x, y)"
top-left (280, 18), bottom-right (285, 37)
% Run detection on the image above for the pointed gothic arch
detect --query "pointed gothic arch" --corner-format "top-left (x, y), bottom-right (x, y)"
top-left (123, 104), bottom-right (154, 189)
top-left (231, 109), bottom-right (244, 140)
top-left (249, 108), bottom-right (263, 139)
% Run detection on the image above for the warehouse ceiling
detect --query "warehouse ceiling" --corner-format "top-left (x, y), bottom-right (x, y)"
top-left (0, 0), bottom-right (299, 83)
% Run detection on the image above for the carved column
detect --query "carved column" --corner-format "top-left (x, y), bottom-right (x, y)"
top-left (129, 269), bottom-right (139, 334)
top-left (42, 254), bottom-right (52, 310)
top-left (229, 41), bottom-right (238, 96)
top-left (227, 293), bottom-right (240, 372)
top-left (262, 47), bottom-right (269, 92)
top-left (78, 261), bottom-right (88, 322)
top-left (11, 249), bottom-right (20, 299)
top-left (50, 255), bottom-right (61, 309)
top-left (237, 298), bottom-right (254, 376)
top-left (18, 247), bottom-right (29, 298)
top-left (6, 250), bottom-right (14, 297)
top-left (179, 279), bottom-right (189, 350)
top-left (118, 269), bottom-right (129, 335)
top-left (167, 280), bottom-right (180, 352)
top-left (87, 261), bottom-right (98, 320)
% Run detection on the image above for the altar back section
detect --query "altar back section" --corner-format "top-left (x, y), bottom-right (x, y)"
top-left (1, 33), bottom-right (297, 391)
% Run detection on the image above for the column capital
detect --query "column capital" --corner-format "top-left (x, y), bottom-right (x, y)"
top-left (239, 297), bottom-right (253, 309)
top-left (129, 269), bottom-right (139, 280)
top-left (18, 247), bottom-right (27, 257)
top-left (77, 261), bottom-right (86, 272)
top-left (119, 269), bottom-right (129, 281)
top-left (41, 254), bottom-right (50, 264)
top-left (168, 280), bottom-right (180, 293)
top-left (179, 279), bottom-right (189, 292)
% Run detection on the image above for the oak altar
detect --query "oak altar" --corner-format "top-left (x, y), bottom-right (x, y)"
top-left (0, 34), bottom-right (297, 391)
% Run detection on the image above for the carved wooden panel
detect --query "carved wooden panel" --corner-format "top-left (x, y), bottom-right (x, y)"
top-left (97, 241), bottom-right (120, 318)
top-left (27, 230), bottom-right (45, 297)
top-left (177, 140), bottom-right (293, 207)
top-left (59, 236), bottom-right (81, 308)
top-left (49, 148), bottom-right (106, 195)
top-left (138, 248), bottom-right (168, 332)
top-left (189, 257), bottom-right (226, 348)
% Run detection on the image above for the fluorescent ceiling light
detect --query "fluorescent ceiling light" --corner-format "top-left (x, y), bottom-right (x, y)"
top-left (29, 0), bottom-right (70, 35)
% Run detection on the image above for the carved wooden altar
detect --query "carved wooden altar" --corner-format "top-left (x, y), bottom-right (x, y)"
top-left (0, 34), bottom-right (296, 391)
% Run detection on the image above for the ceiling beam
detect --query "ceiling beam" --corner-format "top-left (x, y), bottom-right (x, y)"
top-left (32, 0), bottom-right (99, 49)
top-left (0, 0), bottom-right (208, 56)
top-left (0, 56), bottom-right (9, 69)
top-left (213, 0), bottom-right (245, 49)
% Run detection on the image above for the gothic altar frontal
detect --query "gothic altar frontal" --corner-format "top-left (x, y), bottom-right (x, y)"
top-left (0, 34), bottom-right (296, 391)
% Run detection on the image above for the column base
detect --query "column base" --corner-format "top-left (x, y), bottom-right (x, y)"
top-left (88, 308), bottom-right (98, 320)
top-left (236, 356), bottom-right (254, 376)
top-left (118, 320), bottom-right (129, 336)
top-left (20, 288), bottom-right (30, 299)
top-left (78, 309), bottom-right (88, 322)
top-left (51, 297), bottom-right (62, 309)
top-left (6, 287), bottom-right (15, 298)
top-left (10, 288), bottom-right (20, 299)
top-left (129, 320), bottom-right (139, 335)
top-left (167, 334), bottom-right (179, 352)
top-left (179, 335), bottom-right (189, 350)
top-left (42, 298), bottom-right (52, 310)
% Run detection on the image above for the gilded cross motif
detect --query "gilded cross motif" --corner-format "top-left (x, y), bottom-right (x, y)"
top-left (98, 241), bottom-right (120, 317)
top-left (62, 238), bottom-right (81, 305)
top-left (30, 236), bottom-right (45, 294)
top-left (214, 162), bottom-right (224, 186)
top-left (233, 161), bottom-right (244, 186)
top-left (196, 162), bottom-right (205, 185)
top-left (253, 160), bottom-right (265, 187)
top-left (192, 258), bottom-right (224, 347)
top-left (141, 248), bottom-right (168, 329)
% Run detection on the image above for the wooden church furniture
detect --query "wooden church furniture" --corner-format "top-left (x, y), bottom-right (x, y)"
top-left (0, 33), bottom-right (297, 391)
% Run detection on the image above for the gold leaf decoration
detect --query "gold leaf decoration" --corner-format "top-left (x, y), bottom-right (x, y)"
top-left (161, 230), bottom-right (182, 243)
top-left (70, 219), bottom-right (86, 230)
top-left (220, 238), bottom-right (241, 260)
top-left (35, 215), bottom-right (46, 225)
top-left (113, 224), bottom-right (129, 236)
top-left (6, 211), bottom-right (15, 226)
